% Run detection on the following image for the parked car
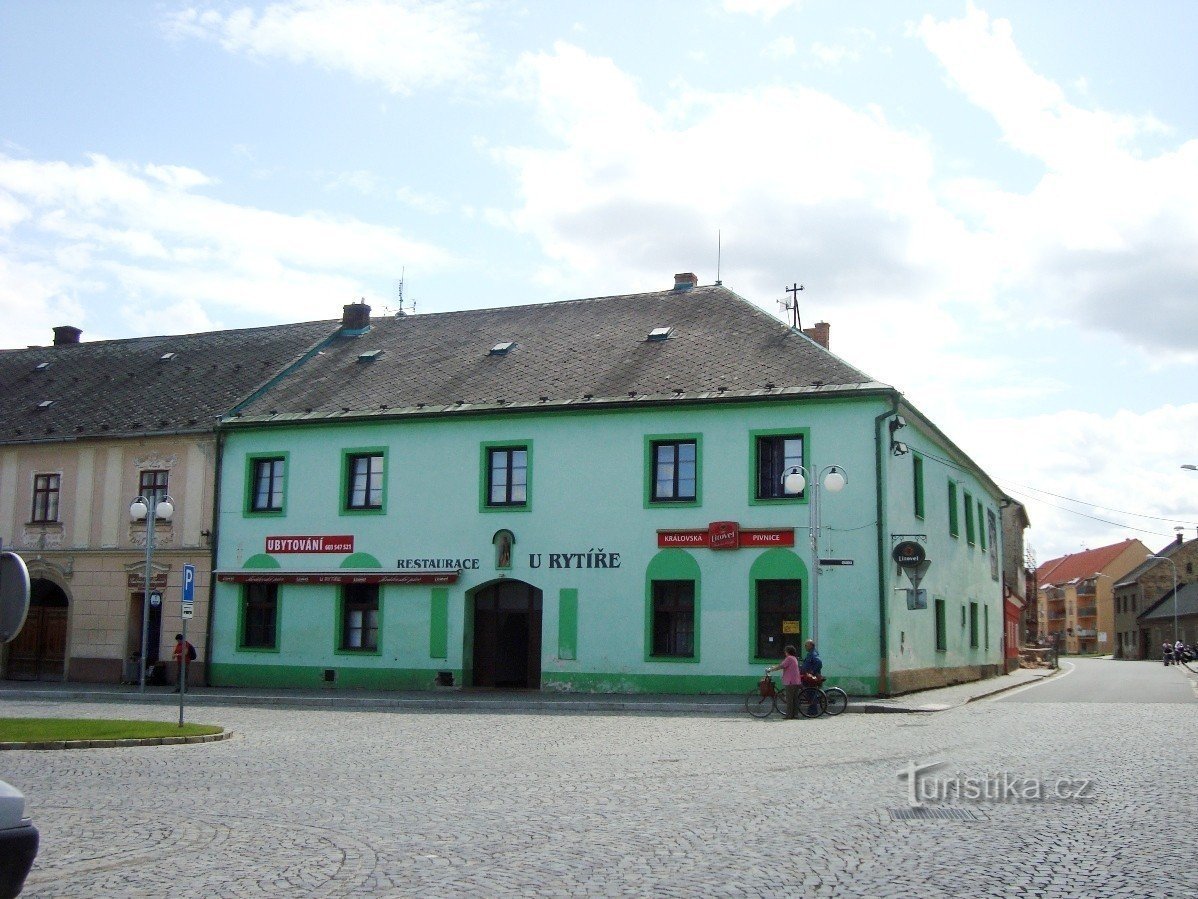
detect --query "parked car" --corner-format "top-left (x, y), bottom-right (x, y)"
top-left (0, 780), bottom-right (38, 898)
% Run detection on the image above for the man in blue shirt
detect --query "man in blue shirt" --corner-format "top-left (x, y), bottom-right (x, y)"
top-left (800, 639), bottom-right (823, 716)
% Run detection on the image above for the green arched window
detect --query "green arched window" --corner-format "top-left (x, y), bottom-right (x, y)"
top-left (748, 548), bottom-right (807, 663)
top-left (645, 549), bottom-right (701, 662)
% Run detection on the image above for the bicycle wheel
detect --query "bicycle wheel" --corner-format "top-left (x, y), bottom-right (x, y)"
top-left (822, 687), bottom-right (848, 716)
top-left (797, 687), bottom-right (826, 718)
top-left (745, 689), bottom-right (775, 718)
top-left (774, 690), bottom-right (792, 718)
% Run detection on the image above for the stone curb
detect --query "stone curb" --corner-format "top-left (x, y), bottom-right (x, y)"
top-left (0, 729), bottom-right (232, 751)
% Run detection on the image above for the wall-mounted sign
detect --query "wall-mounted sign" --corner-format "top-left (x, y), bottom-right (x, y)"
top-left (218, 571), bottom-right (459, 585)
top-left (657, 525), bottom-right (794, 550)
top-left (891, 540), bottom-right (926, 567)
top-left (266, 535), bottom-right (354, 554)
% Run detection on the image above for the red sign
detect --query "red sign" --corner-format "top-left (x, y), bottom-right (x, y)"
top-left (266, 535), bottom-right (354, 554)
top-left (217, 570), bottom-right (459, 585)
top-left (657, 526), bottom-right (794, 549)
top-left (709, 521), bottom-right (740, 550)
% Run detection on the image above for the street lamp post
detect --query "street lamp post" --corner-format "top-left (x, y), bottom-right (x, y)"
top-left (130, 494), bottom-right (174, 693)
top-left (1146, 554), bottom-right (1179, 646)
top-left (781, 464), bottom-right (847, 646)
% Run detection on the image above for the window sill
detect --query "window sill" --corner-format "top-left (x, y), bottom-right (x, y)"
top-left (646, 655), bottom-right (700, 664)
top-left (237, 646), bottom-right (281, 654)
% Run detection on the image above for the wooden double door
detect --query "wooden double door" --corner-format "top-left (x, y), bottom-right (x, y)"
top-left (471, 580), bottom-right (543, 689)
top-left (5, 579), bottom-right (68, 681)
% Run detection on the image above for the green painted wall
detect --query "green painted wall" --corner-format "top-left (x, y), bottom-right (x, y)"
top-left (210, 396), bottom-right (1000, 695)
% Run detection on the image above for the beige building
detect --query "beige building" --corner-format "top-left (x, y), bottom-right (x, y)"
top-left (1, 320), bottom-right (337, 683)
top-left (1035, 539), bottom-right (1150, 654)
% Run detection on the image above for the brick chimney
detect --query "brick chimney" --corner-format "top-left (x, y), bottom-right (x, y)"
top-left (341, 301), bottom-right (371, 332)
top-left (673, 273), bottom-right (698, 291)
top-left (802, 321), bottom-right (830, 350)
top-left (53, 325), bottom-right (82, 346)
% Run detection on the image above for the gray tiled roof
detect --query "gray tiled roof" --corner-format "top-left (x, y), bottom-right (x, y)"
top-left (1138, 581), bottom-right (1198, 621)
top-left (230, 285), bottom-right (887, 423)
top-left (0, 321), bottom-right (338, 444)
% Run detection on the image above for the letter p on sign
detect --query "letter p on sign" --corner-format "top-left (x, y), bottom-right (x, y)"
top-left (183, 563), bottom-right (196, 603)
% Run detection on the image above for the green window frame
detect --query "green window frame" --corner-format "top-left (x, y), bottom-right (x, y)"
top-left (977, 500), bottom-right (987, 549)
top-left (645, 549), bottom-right (701, 663)
top-left (963, 490), bottom-right (976, 545)
top-left (948, 480), bottom-right (959, 538)
top-left (969, 602), bottom-right (979, 648)
top-left (913, 455), bottom-right (925, 519)
top-left (479, 441), bottom-right (533, 512)
top-left (934, 597), bottom-right (947, 651)
top-left (245, 452), bottom-right (288, 516)
top-left (645, 434), bottom-right (701, 507)
top-left (341, 447), bottom-right (387, 514)
top-left (984, 605), bottom-right (990, 650)
top-left (336, 583), bottom-right (381, 654)
top-left (749, 427), bottom-right (810, 505)
top-left (238, 583), bottom-right (280, 652)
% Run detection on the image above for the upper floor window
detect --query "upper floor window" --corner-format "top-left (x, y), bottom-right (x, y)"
top-left (651, 439), bottom-right (697, 503)
top-left (344, 450), bottom-right (385, 511)
top-left (487, 446), bottom-right (528, 507)
top-left (754, 432), bottom-right (804, 500)
top-left (139, 469), bottom-right (168, 507)
top-left (31, 473), bottom-right (60, 523)
top-left (948, 480), bottom-right (959, 537)
top-left (963, 490), bottom-right (976, 545)
top-left (251, 457), bottom-right (286, 512)
top-left (913, 455), bottom-right (925, 519)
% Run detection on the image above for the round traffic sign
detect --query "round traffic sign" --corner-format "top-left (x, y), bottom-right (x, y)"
top-left (0, 551), bottom-right (32, 643)
top-left (892, 540), bottom-right (926, 568)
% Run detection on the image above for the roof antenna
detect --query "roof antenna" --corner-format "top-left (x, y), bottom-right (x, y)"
top-left (391, 268), bottom-right (416, 317)
top-left (779, 282), bottom-right (804, 329)
top-left (715, 230), bottom-right (722, 286)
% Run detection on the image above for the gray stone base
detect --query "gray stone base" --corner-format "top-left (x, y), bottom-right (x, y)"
top-left (886, 663), bottom-right (1003, 695)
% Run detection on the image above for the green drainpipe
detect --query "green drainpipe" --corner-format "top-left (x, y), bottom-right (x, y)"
top-left (874, 393), bottom-right (901, 696)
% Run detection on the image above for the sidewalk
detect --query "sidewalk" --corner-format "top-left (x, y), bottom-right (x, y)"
top-left (0, 665), bottom-right (1059, 716)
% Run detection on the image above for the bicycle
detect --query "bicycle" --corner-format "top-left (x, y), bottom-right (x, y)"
top-left (744, 673), bottom-right (825, 719)
top-left (804, 677), bottom-right (848, 717)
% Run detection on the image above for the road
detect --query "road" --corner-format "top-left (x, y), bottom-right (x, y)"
top-left (3, 658), bottom-right (1196, 898)
top-left (997, 656), bottom-right (1198, 703)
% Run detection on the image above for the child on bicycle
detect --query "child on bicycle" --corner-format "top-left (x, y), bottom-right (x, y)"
top-left (766, 645), bottom-right (802, 719)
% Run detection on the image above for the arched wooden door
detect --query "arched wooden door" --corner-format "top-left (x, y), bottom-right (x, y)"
top-left (470, 580), bottom-right (542, 689)
top-left (5, 578), bottom-right (69, 681)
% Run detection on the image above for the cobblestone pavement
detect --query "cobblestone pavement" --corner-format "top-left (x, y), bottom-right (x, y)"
top-left (3, 661), bottom-right (1196, 897)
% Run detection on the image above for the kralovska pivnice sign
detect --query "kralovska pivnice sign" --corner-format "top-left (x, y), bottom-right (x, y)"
top-left (657, 521), bottom-right (795, 550)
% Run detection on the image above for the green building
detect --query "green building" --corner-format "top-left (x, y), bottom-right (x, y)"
top-left (209, 274), bottom-right (1010, 695)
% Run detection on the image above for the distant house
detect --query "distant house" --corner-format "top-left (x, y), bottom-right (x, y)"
top-left (0, 321), bottom-right (337, 684)
top-left (1035, 539), bottom-right (1150, 654)
top-left (1113, 534), bottom-right (1198, 658)
top-left (207, 275), bottom-right (1021, 696)
top-left (1137, 581), bottom-right (1198, 656)
top-left (1000, 502), bottom-right (1030, 670)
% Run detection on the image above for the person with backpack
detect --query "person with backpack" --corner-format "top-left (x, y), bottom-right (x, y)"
top-left (172, 634), bottom-right (196, 693)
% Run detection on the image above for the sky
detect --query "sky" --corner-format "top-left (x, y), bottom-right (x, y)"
top-left (1, 0), bottom-right (1196, 562)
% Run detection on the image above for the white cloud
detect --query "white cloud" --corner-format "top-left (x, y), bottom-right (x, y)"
top-left (0, 152), bottom-right (453, 341)
top-left (165, 0), bottom-right (487, 95)
top-left (722, 0), bottom-right (802, 20)
top-left (494, 42), bottom-right (985, 347)
top-left (762, 36), bottom-right (796, 60)
top-left (809, 42), bottom-right (858, 68)
top-left (916, 6), bottom-right (1198, 357)
top-left (966, 404), bottom-right (1198, 559)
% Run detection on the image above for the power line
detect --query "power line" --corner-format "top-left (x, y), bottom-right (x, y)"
top-left (1002, 486), bottom-right (1187, 539)
top-left (997, 480), bottom-right (1198, 526)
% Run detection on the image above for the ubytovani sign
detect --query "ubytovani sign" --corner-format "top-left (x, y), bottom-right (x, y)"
top-left (266, 535), bottom-right (354, 554)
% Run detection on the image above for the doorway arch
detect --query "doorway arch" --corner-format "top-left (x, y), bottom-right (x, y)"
top-left (5, 577), bottom-right (69, 681)
top-left (468, 579), bottom-right (542, 688)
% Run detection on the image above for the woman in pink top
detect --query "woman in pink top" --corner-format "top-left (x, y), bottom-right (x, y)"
top-left (767, 644), bottom-right (801, 719)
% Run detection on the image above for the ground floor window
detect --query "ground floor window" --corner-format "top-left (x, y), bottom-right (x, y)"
top-left (341, 584), bottom-right (379, 651)
top-left (755, 579), bottom-right (800, 659)
top-left (242, 584), bottom-right (278, 649)
top-left (651, 580), bottom-right (694, 658)
top-left (934, 598), bottom-right (947, 651)
top-left (969, 602), bottom-right (979, 648)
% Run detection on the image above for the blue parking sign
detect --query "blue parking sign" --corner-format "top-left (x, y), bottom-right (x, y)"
top-left (183, 563), bottom-right (195, 603)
